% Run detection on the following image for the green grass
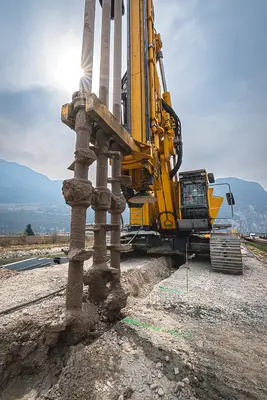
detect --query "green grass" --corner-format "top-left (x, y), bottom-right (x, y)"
top-left (247, 242), bottom-right (267, 255)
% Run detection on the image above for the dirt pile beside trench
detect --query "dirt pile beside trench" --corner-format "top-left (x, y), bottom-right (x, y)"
top-left (0, 256), bottom-right (171, 400)
top-left (37, 248), bottom-right (267, 400)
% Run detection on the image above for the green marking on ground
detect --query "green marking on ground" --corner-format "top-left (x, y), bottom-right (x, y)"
top-left (158, 285), bottom-right (186, 294)
top-left (122, 317), bottom-right (190, 339)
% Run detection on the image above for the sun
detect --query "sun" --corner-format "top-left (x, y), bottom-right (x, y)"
top-left (53, 47), bottom-right (84, 94)
top-left (51, 40), bottom-right (100, 96)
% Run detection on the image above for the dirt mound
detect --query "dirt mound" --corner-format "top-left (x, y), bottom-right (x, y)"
top-left (0, 256), bottom-right (172, 399)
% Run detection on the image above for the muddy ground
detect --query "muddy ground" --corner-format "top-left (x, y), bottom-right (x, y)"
top-left (0, 247), bottom-right (266, 399)
top-left (0, 256), bottom-right (171, 400)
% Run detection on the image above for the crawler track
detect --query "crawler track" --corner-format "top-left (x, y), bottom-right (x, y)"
top-left (210, 233), bottom-right (243, 274)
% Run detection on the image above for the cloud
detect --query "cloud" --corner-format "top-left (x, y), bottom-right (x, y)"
top-left (0, 87), bottom-right (73, 178)
top-left (0, 0), bottom-right (84, 93)
top-left (154, 0), bottom-right (267, 187)
top-left (0, 0), bottom-right (266, 188)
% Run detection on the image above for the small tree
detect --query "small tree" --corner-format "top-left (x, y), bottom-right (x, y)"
top-left (24, 224), bottom-right (35, 236)
top-left (51, 231), bottom-right (58, 243)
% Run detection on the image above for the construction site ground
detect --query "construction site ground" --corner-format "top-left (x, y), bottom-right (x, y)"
top-left (0, 246), bottom-right (266, 400)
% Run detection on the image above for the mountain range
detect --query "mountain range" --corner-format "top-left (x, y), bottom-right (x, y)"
top-left (0, 159), bottom-right (63, 205)
top-left (0, 159), bottom-right (266, 234)
top-left (214, 178), bottom-right (267, 233)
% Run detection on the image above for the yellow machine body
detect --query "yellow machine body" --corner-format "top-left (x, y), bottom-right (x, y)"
top-left (121, 0), bottom-right (224, 234)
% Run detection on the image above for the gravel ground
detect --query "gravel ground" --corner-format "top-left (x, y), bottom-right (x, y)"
top-left (38, 247), bottom-right (267, 400)
top-left (0, 268), bottom-right (18, 280)
top-left (0, 256), bottom-right (170, 316)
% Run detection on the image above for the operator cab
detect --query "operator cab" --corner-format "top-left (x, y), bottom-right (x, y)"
top-left (178, 169), bottom-right (212, 232)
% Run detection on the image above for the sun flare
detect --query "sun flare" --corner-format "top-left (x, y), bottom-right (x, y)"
top-left (53, 47), bottom-right (84, 93)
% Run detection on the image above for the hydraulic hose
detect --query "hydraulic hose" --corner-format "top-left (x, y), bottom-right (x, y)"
top-left (161, 99), bottom-right (183, 179)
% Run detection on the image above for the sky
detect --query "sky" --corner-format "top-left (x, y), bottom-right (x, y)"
top-left (0, 0), bottom-right (266, 188)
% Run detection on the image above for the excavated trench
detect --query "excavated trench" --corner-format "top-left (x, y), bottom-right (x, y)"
top-left (37, 250), bottom-right (266, 400)
top-left (0, 255), bottom-right (173, 400)
top-left (1, 249), bottom-right (266, 400)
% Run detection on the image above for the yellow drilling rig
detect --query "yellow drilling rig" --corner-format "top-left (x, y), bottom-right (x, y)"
top-left (62, 0), bottom-right (243, 310)
top-left (116, 0), bottom-right (243, 274)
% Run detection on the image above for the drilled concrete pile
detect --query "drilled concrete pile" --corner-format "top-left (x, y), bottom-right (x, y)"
top-left (1, 248), bottom-right (267, 400)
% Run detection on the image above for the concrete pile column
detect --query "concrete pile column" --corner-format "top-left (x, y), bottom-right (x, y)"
top-left (86, 0), bottom-right (128, 319)
top-left (110, 0), bottom-right (124, 277)
top-left (62, 0), bottom-right (97, 316)
top-left (88, 0), bottom-right (113, 303)
top-left (109, 153), bottom-right (125, 280)
top-left (80, 0), bottom-right (96, 94)
top-left (99, 0), bottom-right (112, 107)
top-left (105, 0), bottom-right (128, 320)
top-left (113, 0), bottom-right (123, 121)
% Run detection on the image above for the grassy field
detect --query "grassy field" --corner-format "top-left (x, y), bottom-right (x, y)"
top-left (0, 234), bottom-right (93, 249)
top-left (0, 242), bottom-right (67, 253)
top-left (0, 235), bottom-right (70, 247)
top-left (246, 241), bottom-right (267, 256)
